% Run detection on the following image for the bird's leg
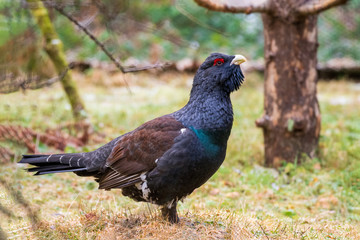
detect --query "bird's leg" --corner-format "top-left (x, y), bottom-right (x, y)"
top-left (161, 202), bottom-right (179, 223)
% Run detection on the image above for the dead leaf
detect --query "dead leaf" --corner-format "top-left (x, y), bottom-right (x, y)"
top-left (210, 188), bottom-right (220, 196)
top-left (316, 195), bottom-right (339, 209)
top-left (225, 192), bottom-right (240, 199)
top-left (313, 163), bottom-right (321, 170)
top-left (309, 177), bottom-right (319, 186)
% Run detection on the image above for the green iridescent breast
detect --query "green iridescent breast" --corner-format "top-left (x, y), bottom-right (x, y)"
top-left (188, 127), bottom-right (225, 157)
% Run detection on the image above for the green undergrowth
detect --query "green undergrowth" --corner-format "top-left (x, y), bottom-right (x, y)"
top-left (0, 72), bottom-right (359, 239)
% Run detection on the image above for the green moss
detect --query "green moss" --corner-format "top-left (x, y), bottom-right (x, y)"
top-left (26, 0), bottom-right (86, 121)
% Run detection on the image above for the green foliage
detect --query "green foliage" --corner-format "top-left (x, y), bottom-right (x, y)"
top-left (47, 0), bottom-right (264, 62)
top-left (1, 0), bottom-right (359, 66)
top-left (50, 0), bottom-right (359, 63)
top-left (318, 0), bottom-right (360, 62)
top-left (0, 1), bottom-right (33, 45)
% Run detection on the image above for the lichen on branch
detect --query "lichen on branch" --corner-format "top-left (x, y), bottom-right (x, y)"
top-left (26, 0), bottom-right (87, 121)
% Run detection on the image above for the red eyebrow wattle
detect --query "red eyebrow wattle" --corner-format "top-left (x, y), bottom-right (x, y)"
top-left (213, 58), bottom-right (224, 65)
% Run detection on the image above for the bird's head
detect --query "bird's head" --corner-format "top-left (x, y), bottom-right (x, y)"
top-left (192, 53), bottom-right (246, 95)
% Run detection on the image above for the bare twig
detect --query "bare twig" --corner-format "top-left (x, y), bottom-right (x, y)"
top-left (297, 0), bottom-right (348, 15)
top-left (0, 227), bottom-right (8, 240)
top-left (0, 202), bottom-right (17, 218)
top-left (299, 226), bottom-right (311, 238)
top-left (146, 203), bottom-right (153, 220)
top-left (49, 4), bottom-right (168, 74)
top-left (176, 0), bottom-right (229, 36)
top-left (194, 0), bottom-right (270, 14)
top-left (121, 62), bottom-right (173, 73)
top-left (0, 177), bottom-right (39, 226)
top-left (256, 221), bottom-right (270, 240)
top-left (51, 4), bottom-right (125, 72)
top-left (0, 66), bottom-right (69, 94)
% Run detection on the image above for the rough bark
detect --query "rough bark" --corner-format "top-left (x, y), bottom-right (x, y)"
top-left (255, 14), bottom-right (321, 167)
top-left (297, 0), bottom-right (348, 16)
top-left (194, 0), bottom-right (270, 14)
top-left (194, 0), bottom-right (348, 15)
top-left (26, 0), bottom-right (87, 120)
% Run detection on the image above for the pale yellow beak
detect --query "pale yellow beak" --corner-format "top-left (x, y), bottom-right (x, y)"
top-left (230, 55), bottom-right (247, 66)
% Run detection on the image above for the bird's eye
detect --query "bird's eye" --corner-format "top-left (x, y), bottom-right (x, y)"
top-left (213, 58), bottom-right (224, 66)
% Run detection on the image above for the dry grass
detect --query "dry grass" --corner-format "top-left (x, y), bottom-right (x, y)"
top-left (1, 71), bottom-right (360, 239)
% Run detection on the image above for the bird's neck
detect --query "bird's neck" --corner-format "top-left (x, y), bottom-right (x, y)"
top-left (173, 90), bottom-right (234, 133)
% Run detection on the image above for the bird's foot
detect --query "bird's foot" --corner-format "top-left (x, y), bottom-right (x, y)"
top-left (161, 204), bottom-right (179, 223)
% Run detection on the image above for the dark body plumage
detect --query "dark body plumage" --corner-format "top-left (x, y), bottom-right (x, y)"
top-left (19, 53), bottom-right (246, 223)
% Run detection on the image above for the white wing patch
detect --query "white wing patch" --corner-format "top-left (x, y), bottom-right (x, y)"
top-left (142, 181), bottom-right (151, 200)
top-left (180, 128), bottom-right (187, 134)
top-left (135, 182), bottom-right (142, 190)
top-left (140, 172), bottom-right (151, 201)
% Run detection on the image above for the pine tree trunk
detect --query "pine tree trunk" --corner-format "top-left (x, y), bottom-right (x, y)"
top-left (27, 0), bottom-right (87, 121)
top-left (256, 14), bottom-right (321, 167)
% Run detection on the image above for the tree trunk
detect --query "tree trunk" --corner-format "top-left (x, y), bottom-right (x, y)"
top-left (27, 0), bottom-right (87, 121)
top-left (256, 14), bottom-right (321, 167)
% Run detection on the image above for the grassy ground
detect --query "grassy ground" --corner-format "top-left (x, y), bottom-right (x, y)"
top-left (0, 71), bottom-right (360, 239)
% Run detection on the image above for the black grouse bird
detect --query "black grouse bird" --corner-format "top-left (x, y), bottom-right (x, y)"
top-left (19, 53), bottom-right (246, 223)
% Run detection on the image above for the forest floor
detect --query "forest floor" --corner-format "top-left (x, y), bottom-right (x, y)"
top-left (0, 71), bottom-right (360, 239)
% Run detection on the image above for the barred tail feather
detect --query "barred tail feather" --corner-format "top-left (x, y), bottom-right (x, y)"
top-left (19, 153), bottom-right (88, 175)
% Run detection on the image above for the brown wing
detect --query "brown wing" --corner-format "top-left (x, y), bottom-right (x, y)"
top-left (98, 115), bottom-right (184, 190)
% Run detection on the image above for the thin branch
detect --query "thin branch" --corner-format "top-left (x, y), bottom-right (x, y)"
top-left (299, 226), bottom-right (311, 238)
top-left (176, 0), bottom-right (229, 36)
top-left (47, 3), bottom-right (168, 74)
top-left (122, 62), bottom-right (173, 73)
top-left (297, 0), bottom-right (348, 16)
top-left (0, 177), bottom-right (39, 226)
top-left (0, 202), bottom-right (17, 218)
top-left (256, 221), bottom-right (270, 240)
top-left (50, 4), bottom-right (125, 72)
top-left (0, 227), bottom-right (7, 240)
top-left (0, 66), bottom-right (69, 94)
top-left (194, 0), bottom-right (270, 14)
